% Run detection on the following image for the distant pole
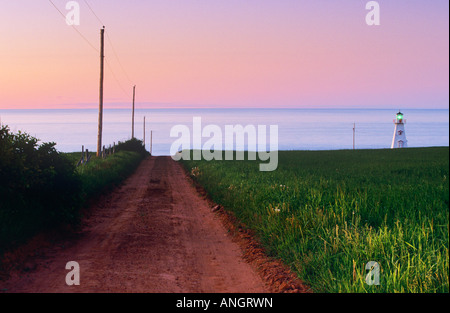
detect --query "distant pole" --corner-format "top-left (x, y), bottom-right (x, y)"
top-left (97, 27), bottom-right (105, 157)
top-left (353, 123), bottom-right (356, 150)
top-left (132, 85), bottom-right (136, 138)
top-left (143, 116), bottom-right (146, 150)
top-left (150, 130), bottom-right (153, 155)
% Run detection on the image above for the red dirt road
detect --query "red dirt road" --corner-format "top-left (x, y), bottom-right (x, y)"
top-left (1, 157), bottom-right (308, 293)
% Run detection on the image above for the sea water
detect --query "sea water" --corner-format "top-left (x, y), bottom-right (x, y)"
top-left (0, 108), bottom-right (448, 156)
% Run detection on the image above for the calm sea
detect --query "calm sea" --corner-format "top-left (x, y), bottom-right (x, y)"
top-left (0, 108), bottom-right (448, 156)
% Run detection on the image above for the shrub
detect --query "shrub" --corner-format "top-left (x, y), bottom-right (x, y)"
top-left (0, 126), bottom-right (82, 251)
top-left (115, 138), bottom-right (149, 157)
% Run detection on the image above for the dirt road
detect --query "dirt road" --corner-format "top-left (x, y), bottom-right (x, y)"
top-left (1, 156), bottom-right (307, 293)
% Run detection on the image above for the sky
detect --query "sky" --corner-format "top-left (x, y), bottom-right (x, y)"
top-left (0, 0), bottom-right (449, 109)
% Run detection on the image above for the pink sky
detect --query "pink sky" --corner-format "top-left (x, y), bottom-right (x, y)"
top-left (0, 0), bottom-right (448, 109)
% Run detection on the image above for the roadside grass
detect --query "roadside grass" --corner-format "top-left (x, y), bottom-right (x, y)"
top-left (1, 126), bottom-right (147, 256)
top-left (1, 150), bottom-right (145, 255)
top-left (64, 150), bottom-right (144, 203)
top-left (181, 147), bottom-right (449, 293)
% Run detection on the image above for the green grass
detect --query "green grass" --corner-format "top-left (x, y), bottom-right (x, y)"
top-left (181, 147), bottom-right (449, 293)
top-left (1, 126), bottom-right (148, 258)
top-left (1, 150), bottom-right (145, 255)
top-left (64, 150), bottom-right (144, 202)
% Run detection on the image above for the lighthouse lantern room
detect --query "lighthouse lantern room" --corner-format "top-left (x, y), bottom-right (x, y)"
top-left (391, 111), bottom-right (408, 149)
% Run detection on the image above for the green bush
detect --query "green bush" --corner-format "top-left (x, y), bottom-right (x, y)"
top-left (116, 138), bottom-right (149, 157)
top-left (0, 130), bottom-right (149, 256)
top-left (0, 126), bottom-right (82, 251)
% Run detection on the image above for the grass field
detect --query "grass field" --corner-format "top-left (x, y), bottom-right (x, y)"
top-left (181, 147), bottom-right (449, 293)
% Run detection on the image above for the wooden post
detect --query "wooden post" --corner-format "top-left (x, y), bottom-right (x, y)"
top-left (81, 145), bottom-right (85, 164)
top-left (143, 116), bottom-right (146, 150)
top-left (132, 85), bottom-right (136, 138)
top-left (86, 149), bottom-right (89, 163)
top-left (97, 27), bottom-right (105, 157)
top-left (150, 130), bottom-right (153, 155)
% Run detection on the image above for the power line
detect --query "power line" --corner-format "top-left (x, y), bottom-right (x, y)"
top-left (105, 58), bottom-right (131, 98)
top-left (83, 0), bottom-right (105, 26)
top-left (48, 0), bottom-right (133, 100)
top-left (83, 0), bottom-right (135, 87)
top-left (106, 31), bottom-right (134, 86)
top-left (47, 0), bottom-right (99, 53)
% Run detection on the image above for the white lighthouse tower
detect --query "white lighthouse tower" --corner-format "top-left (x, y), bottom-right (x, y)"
top-left (391, 111), bottom-right (408, 148)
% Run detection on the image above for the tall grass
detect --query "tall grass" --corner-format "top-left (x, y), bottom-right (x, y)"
top-left (181, 147), bottom-right (449, 293)
top-left (65, 150), bottom-right (144, 203)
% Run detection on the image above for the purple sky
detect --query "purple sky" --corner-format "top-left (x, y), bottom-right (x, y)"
top-left (0, 0), bottom-right (448, 109)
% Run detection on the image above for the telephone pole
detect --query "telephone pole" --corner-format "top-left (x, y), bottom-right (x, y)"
top-left (143, 116), bottom-right (146, 150)
top-left (97, 27), bottom-right (105, 157)
top-left (150, 130), bottom-right (153, 155)
top-left (132, 85), bottom-right (136, 138)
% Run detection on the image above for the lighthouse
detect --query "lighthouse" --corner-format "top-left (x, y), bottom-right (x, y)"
top-left (391, 111), bottom-right (408, 148)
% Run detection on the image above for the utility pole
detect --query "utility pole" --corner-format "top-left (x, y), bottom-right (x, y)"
top-left (97, 26), bottom-right (105, 157)
top-left (143, 116), bottom-right (146, 150)
top-left (353, 123), bottom-right (356, 150)
top-left (150, 130), bottom-right (153, 155)
top-left (132, 85), bottom-right (136, 138)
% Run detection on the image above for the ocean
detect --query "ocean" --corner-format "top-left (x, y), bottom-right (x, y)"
top-left (0, 108), bottom-right (448, 156)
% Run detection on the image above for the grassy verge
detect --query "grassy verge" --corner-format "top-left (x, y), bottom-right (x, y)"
top-left (181, 147), bottom-right (449, 293)
top-left (1, 125), bottom-right (147, 255)
top-left (65, 150), bottom-right (144, 203)
top-left (1, 151), bottom-right (145, 255)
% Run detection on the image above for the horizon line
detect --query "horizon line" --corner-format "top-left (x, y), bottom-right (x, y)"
top-left (0, 106), bottom-right (449, 111)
